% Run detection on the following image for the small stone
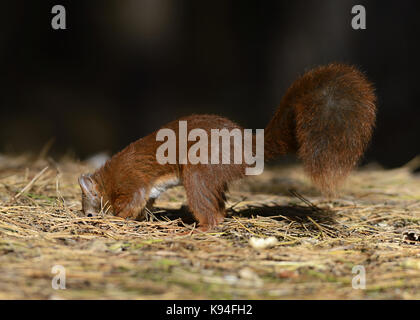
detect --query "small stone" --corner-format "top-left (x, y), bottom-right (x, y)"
top-left (249, 236), bottom-right (279, 250)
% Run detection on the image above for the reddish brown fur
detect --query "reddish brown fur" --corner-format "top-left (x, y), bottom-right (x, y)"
top-left (80, 63), bottom-right (377, 229)
top-left (87, 115), bottom-right (246, 228)
top-left (265, 63), bottom-right (376, 194)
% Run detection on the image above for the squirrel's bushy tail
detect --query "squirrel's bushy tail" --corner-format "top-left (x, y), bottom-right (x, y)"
top-left (264, 63), bottom-right (377, 195)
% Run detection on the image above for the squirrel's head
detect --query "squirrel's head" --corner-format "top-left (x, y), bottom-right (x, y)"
top-left (78, 174), bottom-right (109, 217)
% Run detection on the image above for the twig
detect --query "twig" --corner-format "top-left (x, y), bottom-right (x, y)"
top-left (14, 166), bottom-right (49, 200)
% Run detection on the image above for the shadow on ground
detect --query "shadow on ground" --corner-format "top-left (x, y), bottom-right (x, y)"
top-left (154, 202), bottom-right (337, 226)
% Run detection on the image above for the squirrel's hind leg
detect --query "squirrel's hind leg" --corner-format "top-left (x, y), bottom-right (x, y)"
top-left (183, 169), bottom-right (227, 229)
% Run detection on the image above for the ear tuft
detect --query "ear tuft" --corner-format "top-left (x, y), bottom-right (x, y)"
top-left (78, 174), bottom-right (96, 196)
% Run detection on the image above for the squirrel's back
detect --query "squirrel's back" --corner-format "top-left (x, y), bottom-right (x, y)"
top-left (264, 63), bottom-right (376, 194)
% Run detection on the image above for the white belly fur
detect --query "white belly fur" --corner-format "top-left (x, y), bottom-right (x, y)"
top-left (149, 176), bottom-right (180, 199)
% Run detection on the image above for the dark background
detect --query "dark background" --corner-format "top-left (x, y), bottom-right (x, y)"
top-left (1, 0), bottom-right (419, 167)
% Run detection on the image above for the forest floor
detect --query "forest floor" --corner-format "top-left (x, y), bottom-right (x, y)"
top-left (0, 154), bottom-right (419, 299)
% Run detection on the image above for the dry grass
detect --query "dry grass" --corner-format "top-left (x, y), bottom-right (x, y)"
top-left (0, 154), bottom-right (419, 299)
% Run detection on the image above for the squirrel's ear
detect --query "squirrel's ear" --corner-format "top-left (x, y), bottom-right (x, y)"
top-left (78, 174), bottom-right (97, 196)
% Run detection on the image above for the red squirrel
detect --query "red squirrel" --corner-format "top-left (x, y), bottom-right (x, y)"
top-left (79, 63), bottom-right (376, 230)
